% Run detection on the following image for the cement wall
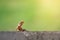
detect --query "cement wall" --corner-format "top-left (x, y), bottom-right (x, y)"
top-left (0, 31), bottom-right (60, 40)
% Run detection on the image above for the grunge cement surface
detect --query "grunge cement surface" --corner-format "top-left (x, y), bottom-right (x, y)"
top-left (0, 31), bottom-right (60, 40)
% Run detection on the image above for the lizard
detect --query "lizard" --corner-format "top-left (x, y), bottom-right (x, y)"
top-left (16, 20), bottom-right (26, 31)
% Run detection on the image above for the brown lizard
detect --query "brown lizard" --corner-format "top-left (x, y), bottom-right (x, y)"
top-left (16, 20), bottom-right (26, 31)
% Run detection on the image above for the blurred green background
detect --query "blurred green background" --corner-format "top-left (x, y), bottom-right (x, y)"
top-left (0, 0), bottom-right (60, 31)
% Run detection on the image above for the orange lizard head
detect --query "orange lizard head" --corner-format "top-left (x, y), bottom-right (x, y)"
top-left (19, 20), bottom-right (24, 26)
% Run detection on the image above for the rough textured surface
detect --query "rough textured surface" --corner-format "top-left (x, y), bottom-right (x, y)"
top-left (0, 31), bottom-right (60, 40)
